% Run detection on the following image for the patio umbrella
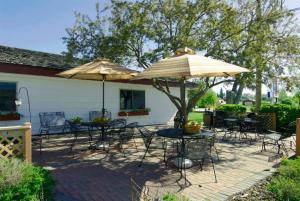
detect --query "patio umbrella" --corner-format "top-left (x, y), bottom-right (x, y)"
top-left (134, 47), bottom-right (250, 125)
top-left (57, 58), bottom-right (137, 116)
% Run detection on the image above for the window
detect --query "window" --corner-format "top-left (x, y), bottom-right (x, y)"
top-left (120, 89), bottom-right (145, 110)
top-left (0, 82), bottom-right (17, 112)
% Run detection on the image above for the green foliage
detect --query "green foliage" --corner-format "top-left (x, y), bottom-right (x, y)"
top-left (188, 112), bottom-right (203, 123)
top-left (163, 193), bottom-right (189, 201)
top-left (71, 116), bottom-right (83, 124)
top-left (195, 90), bottom-right (219, 109)
top-left (267, 157), bottom-right (300, 201)
top-left (259, 104), bottom-right (300, 131)
top-left (281, 98), bottom-right (293, 105)
top-left (216, 104), bottom-right (246, 114)
top-left (0, 159), bottom-right (54, 201)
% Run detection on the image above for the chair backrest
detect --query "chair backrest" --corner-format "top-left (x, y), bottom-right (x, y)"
top-left (39, 112), bottom-right (65, 128)
top-left (109, 118), bottom-right (127, 129)
top-left (282, 121), bottom-right (296, 138)
top-left (247, 112), bottom-right (256, 119)
top-left (126, 122), bottom-right (138, 129)
top-left (89, 110), bottom-right (111, 121)
top-left (138, 127), bottom-right (155, 147)
top-left (186, 138), bottom-right (212, 159)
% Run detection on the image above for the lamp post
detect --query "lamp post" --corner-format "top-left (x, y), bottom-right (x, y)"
top-left (15, 87), bottom-right (32, 123)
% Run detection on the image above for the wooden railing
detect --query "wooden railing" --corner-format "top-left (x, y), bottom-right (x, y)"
top-left (0, 122), bottom-right (32, 163)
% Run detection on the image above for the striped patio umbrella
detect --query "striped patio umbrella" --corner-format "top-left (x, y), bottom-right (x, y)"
top-left (58, 58), bottom-right (138, 116)
top-left (134, 47), bottom-right (250, 126)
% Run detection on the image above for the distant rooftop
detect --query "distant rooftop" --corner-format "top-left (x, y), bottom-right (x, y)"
top-left (0, 45), bottom-right (81, 70)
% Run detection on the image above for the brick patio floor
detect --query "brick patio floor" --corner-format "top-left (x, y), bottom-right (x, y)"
top-left (32, 127), bottom-right (295, 201)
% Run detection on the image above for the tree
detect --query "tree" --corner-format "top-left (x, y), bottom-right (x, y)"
top-left (195, 90), bottom-right (219, 109)
top-left (63, 0), bottom-right (299, 126)
top-left (222, 0), bottom-right (300, 111)
top-left (219, 88), bottom-right (224, 99)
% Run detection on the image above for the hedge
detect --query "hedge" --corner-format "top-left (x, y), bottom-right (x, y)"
top-left (216, 104), bottom-right (247, 114)
top-left (259, 104), bottom-right (300, 131)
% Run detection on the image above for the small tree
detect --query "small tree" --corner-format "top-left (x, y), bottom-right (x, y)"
top-left (196, 90), bottom-right (219, 109)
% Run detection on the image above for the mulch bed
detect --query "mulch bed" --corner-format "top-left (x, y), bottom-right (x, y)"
top-left (227, 175), bottom-right (277, 201)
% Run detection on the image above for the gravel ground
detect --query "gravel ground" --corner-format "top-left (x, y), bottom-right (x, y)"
top-left (227, 175), bottom-right (277, 201)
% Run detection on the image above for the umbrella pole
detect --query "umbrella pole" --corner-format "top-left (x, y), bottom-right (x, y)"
top-left (180, 78), bottom-right (187, 131)
top-left (102, 76), bottom-right (105, 117)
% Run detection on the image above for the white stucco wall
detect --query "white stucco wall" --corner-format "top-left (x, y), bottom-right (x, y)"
top-left (0, 73), bottom-right (179, 134)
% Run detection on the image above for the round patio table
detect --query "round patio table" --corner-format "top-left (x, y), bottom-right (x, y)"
top-left (157, 128), bottom-right (215, 168)
top-left (81, 121), bottom-right (111, 149)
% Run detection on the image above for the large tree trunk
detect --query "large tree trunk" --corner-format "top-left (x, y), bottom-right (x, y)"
top-left (234, 84), bottom-right (244, 104)
top-left (256, 69), bottom-right (262, 112)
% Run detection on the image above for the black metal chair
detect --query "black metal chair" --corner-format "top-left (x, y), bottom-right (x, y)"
top-left (38, 112), bottom-right (68, 153)
top-left (138, 127), bottom-right (156, 167)
top-left (261, 121), bottom-right (295, 155)
top-left (89, 110), bottom-right (111, 121)
top-left (108, 121), bottom-right (138, 156)
top-left (138, 127), bottom-right (173, 167)
top-left (186, 137), bottom-right (218, 183)
top-left (67, 120), bottom-right (91, 153)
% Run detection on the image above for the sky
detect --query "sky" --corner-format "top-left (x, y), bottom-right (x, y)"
top-left (0, 0), bottom-right (299, 54)
top-left (0, 0), bottom-right (299, 96)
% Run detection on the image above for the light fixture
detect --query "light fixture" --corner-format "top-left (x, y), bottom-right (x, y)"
top-left (15, 87), bottom-right (32, 122)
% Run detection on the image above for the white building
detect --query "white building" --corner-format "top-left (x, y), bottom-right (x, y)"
top-left (0, 46), bottom-right (180, 134)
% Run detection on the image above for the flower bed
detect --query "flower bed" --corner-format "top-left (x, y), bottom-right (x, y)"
top-left (118, 110), bottom-right (149, 116)
top-left (0, 113), bottom-right (21, 121)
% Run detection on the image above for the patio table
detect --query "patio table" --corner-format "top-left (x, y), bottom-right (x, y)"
top-left (157, 128), bottom-right (214, 168)
top-left (81, 121), bottom-right (111, 149)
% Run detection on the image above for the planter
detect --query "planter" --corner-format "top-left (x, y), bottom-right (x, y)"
top-left (118, 111), bottom-right (149, 116)
top-left (0, 114), bottom-right (21, 121)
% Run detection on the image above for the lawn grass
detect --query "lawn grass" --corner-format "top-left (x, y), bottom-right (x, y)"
top-left (188, 112), bottom-right (203, 123)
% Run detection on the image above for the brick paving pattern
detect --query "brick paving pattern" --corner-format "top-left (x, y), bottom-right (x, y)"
top-left (32, 127), bottom-right (295, 201)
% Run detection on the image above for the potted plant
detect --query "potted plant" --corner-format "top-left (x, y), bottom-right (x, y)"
top-left (71, 116), bottom-right (83, 124)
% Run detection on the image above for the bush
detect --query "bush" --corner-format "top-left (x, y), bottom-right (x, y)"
top-left (216, 104), bottom-right (247, 114)
top-left (267, 157), bottom-right (300, 201)
top-left (163, 193), bottom-right (189, 201)
top-left (259, 104), bottom-right (300, 131)
top-left (195, 90), bottom-right (219, 109)
top-left (0, 159), bottom-right (54, 201)
top-left (281, 98), bottom-right (293, 105)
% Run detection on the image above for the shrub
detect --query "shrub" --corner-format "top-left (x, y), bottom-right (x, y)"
top-left (216, 104), bottom-right (247, 114)
top-left (267, 157), bottom-right (300, 201)
top-left (163, 193), bottom-right (189, 201)
top-left (0, 159), bottom-right (54, 201)
top-left (195, 90), bottom-right (219, 109)
top-left (259, 104), bottom-right (300, 131)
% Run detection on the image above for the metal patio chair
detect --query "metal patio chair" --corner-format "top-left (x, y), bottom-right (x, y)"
top-left (138, 127), bottom-right (173, 167)
top-left (261, 121), bottom-right (295, 155)
top-left (186, 137), bottom-right (218, 183)
top-left (38, 112), bottom-right (68, 153)
top-left (67, 120), bottom-right (91, 152)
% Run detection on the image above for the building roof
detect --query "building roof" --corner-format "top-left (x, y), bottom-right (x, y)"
top-left (0, 45), bottom-right (81, 70)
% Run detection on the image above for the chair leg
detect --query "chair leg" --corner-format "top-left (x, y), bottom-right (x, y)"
top-left (69, 133), bottom-right (78, 153)
top-left (211, 156), bottom-right (217, 183)
top-left (213, 146), bottom-right (220, 161)
top-left (138, 144), bottom-right (150, 167)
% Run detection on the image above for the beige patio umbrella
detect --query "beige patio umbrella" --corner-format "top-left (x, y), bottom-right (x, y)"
top-left (134, 48), bottom-right (250, 126)
top-left (58, 58), bottom-right (138, 116)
